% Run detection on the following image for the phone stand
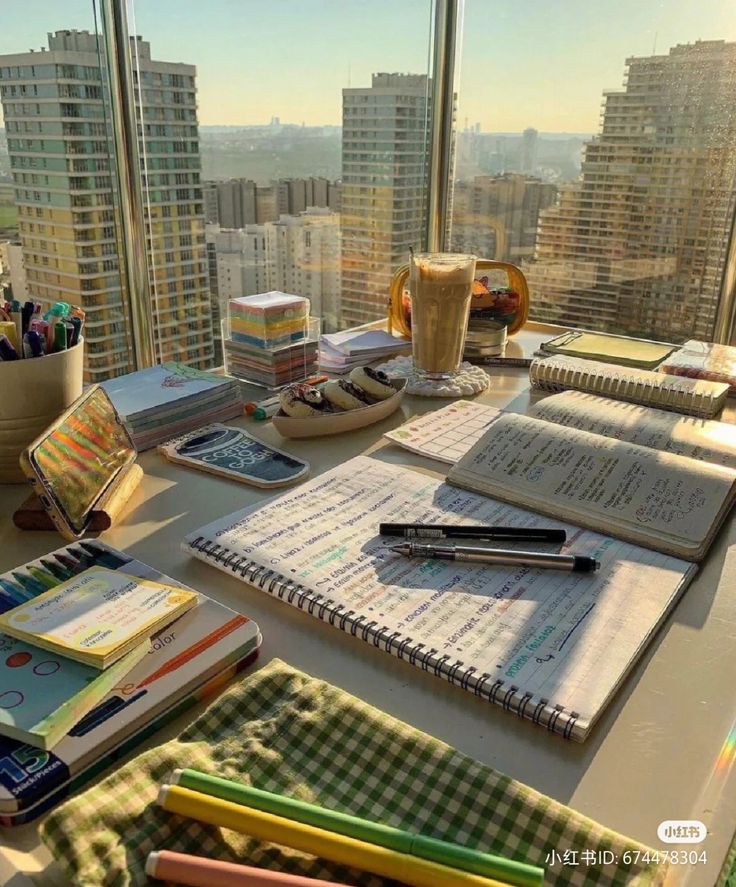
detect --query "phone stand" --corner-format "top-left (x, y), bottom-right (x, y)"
top-left (12, 463), bottom-right (143, 532)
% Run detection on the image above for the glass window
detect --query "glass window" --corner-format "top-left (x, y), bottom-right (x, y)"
top-left (452, 0), bottom-right (736, 344)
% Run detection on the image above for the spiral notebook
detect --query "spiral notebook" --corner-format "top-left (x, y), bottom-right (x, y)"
top-left (184, 456), bottom-right (695, 742)
top-left (530, 354), bottom-right (729, 418)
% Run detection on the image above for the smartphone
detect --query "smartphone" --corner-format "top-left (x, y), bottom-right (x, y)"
top-left (20, 386), bottom-right (137, 541)
top-left (158, 424), bottom-right (309, 487)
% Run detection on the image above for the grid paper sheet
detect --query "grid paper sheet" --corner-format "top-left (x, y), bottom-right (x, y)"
top-left (383, 400), bottom-right (501, 464)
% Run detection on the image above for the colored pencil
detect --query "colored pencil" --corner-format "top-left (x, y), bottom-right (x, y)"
top-left (146, 850), bottom-right (354, 887)
top-left (157, 785), bottom-right (512, 887)
top-left (170, 769), bottom-right (542, 887)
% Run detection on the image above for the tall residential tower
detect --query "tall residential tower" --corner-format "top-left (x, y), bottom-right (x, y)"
top-left (0, 30), bottom-right (213, 381)
top-left (340, 73), bottom-right (429, 327)
top-left (525, 41), bottom-right (736, 341)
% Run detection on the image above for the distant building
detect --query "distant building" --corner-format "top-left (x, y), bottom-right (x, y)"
top-left (0, 30), bottom-right (213, 381)
top-left (206, 177), bottom-right (340, 229)
top-left (451, 174), bottom-right (557, 264)
top-left (521, 128), bottom-right (539, 176)
top-left (275, 177), bottom-right (341, 216)
top-left (525, 41), bottom-right (736, 341)
top-left (341, 73), bottom-right (429, 327)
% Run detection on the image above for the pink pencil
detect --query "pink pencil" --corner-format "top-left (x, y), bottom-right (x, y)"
top-left (146, 850), bottom-right (355, 887)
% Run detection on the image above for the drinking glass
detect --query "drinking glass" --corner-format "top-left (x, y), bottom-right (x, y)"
top-left (409, 252), bottom-right (477, 380)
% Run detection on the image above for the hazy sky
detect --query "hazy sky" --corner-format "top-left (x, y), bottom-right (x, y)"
top-left (1, 0), bottom-right (735, 132)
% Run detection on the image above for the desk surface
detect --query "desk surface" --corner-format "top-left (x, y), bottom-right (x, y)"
top-left (2, 332), bottom-right (736, 887)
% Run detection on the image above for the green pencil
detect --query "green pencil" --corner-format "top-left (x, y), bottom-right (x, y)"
top-left (169, 769), bottom-right (544, 887)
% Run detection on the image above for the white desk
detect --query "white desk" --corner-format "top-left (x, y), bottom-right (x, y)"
top-left (1, 332), bottom-right (736, 886)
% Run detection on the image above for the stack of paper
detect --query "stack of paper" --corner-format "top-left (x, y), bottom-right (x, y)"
top-left (224, 336), bottom-right (318, 387)
top-left (319, 329), bottom-right (411, 373)
top-left (102, 363), bottom-right (242, 451)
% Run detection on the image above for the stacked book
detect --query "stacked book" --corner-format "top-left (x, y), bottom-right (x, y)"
top-left (102, 363), bottom-right (242, 451)
top-left (224, 337), bottom-right (318, 388)
top-left (319, 329), bottom-right (411, 373)
top-left (0, 540), bottom-right (261, 827)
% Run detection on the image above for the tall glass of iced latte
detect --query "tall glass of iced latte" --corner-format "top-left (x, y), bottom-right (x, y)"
top-left (409, 252), bottom-right (477, 380)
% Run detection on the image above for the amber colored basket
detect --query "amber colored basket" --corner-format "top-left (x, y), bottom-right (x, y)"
top-left (388, 258), bottom-right (529, 340)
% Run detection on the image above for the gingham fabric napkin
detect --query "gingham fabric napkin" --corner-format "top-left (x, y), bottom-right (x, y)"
top-left (41, 659), bottom-right (664, 886)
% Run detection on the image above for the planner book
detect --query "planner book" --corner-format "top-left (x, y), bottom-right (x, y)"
top-left (529, 354), bottom-right (729, 418)
top-left (0, 568), bottom-right (198, 668)
top-left (0, 541), bottom-right (261, 826)
top-left (184, 456), bottom-right (695, 742)
top-left (0, 638), bottom-right (148, 750)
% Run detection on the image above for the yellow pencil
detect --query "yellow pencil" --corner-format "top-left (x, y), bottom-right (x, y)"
top-left (158, 785), bottom-right (511, 887)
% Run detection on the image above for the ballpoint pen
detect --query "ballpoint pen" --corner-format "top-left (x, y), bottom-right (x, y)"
top-left (380, 523), bottom-right (566, 543)
top-left (390, 541), bottom-right (600, 573)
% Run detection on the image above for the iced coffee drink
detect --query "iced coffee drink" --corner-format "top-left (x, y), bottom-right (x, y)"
top-left (409, 253), bottom-right (477, 379)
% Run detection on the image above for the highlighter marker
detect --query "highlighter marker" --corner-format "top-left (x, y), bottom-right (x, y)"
top-left (21, 300), bottom-right (35, 336)
top-left (69, 315), bottom-right (82, 346)
top-left (40, 558), bottom-right (74, 581)
top-left (53, 321), bottom-right (67, 353)
top-left (11, 572), bottom-right (46, 596)
top-left (77, 541), bottom-right (132, 569)
top-left (66, 547), bottom-right (96, 571)
top-left (53, 551), bottom-right (84, 573)
top-left (0, 577), bottom-right (35, 603)
top-left (26, 565), bottom-right (59, 589)
top-left (0, 335), bottom-right (19, 361)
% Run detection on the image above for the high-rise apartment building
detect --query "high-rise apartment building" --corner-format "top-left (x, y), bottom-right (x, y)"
top-left (525, 41), bottom-right (736, 341)
top-left (0, 30), bottom-right (213, 381)
top-left (275, 177), bottom-right (341, 216)
top-left (208, 178), bottom-right (279, 228)
top-left (341, 73), bottom-right (429, 327)
top-left (451, 174), bottom-right (557, 264)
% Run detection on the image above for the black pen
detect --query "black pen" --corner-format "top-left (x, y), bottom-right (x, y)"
top-left (390, 542), bottom-right (599, 573)
top-left (379, 523), bottom-right (567, 543)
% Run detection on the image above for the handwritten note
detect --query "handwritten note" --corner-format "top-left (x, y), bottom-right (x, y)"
top-left (189, 456), bottom-right (694, 734)
top-left (448, 412), bottom-right (735, 557)
top-left (530, 390), bottom-right (736, 470)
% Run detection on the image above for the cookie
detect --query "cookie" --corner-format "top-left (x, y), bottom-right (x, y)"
top-left (322, 380), bottom-right (373, 411)
top-left (349, 366), bottom-right (395, 400)
top-left (279, 383), bottom-right (327, 417)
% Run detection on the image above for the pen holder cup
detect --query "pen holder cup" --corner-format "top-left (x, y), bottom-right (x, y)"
top-left (0, 338), bottom-right (84, 484)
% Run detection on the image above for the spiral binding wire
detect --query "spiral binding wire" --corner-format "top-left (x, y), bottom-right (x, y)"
top-left (187, 536), bottom-right (580, 739)
top-left (529, 356), bottom-right (718, 418)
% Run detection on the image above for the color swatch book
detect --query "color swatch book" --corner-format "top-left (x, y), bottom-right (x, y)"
top-left (0, 541), bottom-right (261, 826)
top-left (386, 391), bottom-right (736, 471)
top-left (530, 354), bottom-right (729, 418)
top-left (0, 637), bottom-right (148, 750)
top-left (658, 339), bottom-right (736, 394)
top-left (184, 456), bottom-right (695, 741)
top-left (101, 363), bottom-right (242, 451)
top-left (0, 568), bottom-right (198, 668)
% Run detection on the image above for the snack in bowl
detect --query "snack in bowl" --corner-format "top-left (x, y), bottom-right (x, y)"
top-left (322, 379), bottom-right (373, 411)
top-left (279, 383), bottom-right (328, 417)
top-left (349, 366), bottom-right (395, 400)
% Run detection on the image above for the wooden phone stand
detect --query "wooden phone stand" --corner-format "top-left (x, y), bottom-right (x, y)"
top-left (12, 463), bottom-right (143, 532)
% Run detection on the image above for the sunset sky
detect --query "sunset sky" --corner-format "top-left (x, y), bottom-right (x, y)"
top-left (2, 0), bottom-right (735, 132)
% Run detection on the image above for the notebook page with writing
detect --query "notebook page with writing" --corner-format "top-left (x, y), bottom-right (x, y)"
top-left (529, 391), bottom-right (736, 470)
top-left (447, 413), bottom-right (736, 560)
top-left (530, 355), bottom-right (729, 418)
top-left (184, 456), bottom-right (695, 741)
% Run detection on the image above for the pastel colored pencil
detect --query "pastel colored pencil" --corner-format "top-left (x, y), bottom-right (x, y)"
top-left (158, 785), bottom-right (512, 887)
top-left (146, 849), bottom-right (354, 887)
top-left (170, 768), bottom-right (542, 887)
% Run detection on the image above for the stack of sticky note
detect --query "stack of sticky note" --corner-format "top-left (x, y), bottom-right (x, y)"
top-left (229, 292), bottom-right (309, 350)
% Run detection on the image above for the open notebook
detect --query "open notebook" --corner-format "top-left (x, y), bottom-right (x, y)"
top-left (184, 457), bottom-right (695, 742)
top-left (530, 354), bottom-right (729, 418)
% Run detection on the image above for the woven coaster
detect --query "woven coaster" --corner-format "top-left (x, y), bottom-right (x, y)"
top-left (376, 355), bottom-right (490, 397)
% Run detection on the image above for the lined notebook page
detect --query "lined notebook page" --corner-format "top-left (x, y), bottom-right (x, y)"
top-left (530, 355), bottom-right (729, 417)
top-left (185, 457), bottom-right (694, 739)
top-left (529, 391), bottom-right (736, 470)
top-left (447, 412), bottom-right (736, 558)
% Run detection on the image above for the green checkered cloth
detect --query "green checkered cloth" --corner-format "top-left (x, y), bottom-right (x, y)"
top-left (41, 659), bottom-right (665, 886)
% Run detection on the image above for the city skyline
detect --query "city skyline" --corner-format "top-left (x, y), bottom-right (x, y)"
top-left (1, 0), bottom-right (735, 132)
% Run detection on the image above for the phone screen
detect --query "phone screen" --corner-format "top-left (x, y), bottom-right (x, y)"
top-left (30, 387), bottom-right (135, 533)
